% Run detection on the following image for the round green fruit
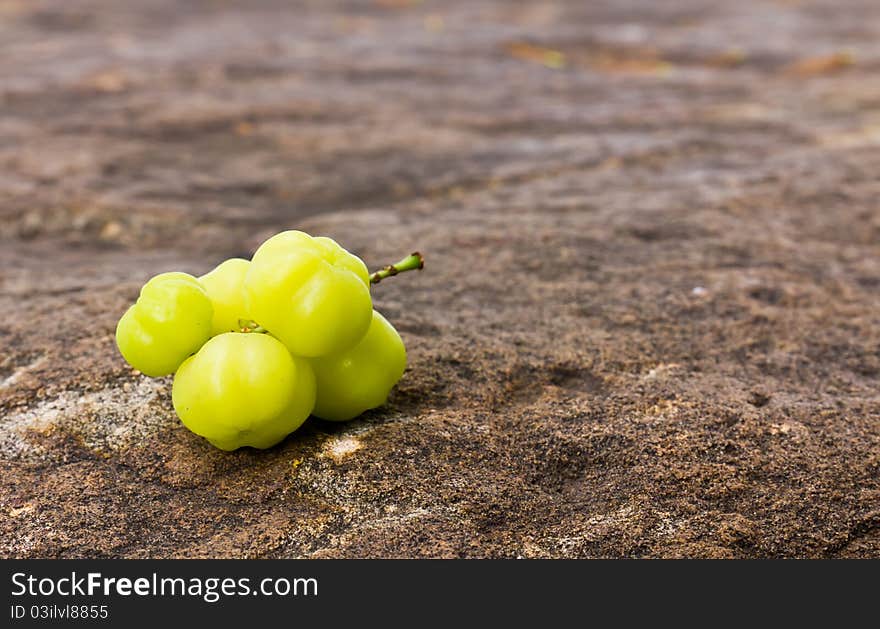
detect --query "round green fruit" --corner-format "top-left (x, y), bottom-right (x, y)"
top-left (171, 332), bottom-right (315, 450)
top-left (199, 258), bottom-right (250, 336)
top-left (115, 272), bottom-right (213, 377)
top-left (244, 231), bottom-right (372, 358)
top-left (311, 310), bottom-right (406, 421)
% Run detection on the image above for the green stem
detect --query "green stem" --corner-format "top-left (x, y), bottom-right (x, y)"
top-left (237, 319), bottom-right (268, 334)
top-left (370, 252), bottom-right (425, 285)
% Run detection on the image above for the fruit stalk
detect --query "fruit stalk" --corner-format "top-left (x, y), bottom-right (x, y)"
top-left (369, 252), bottom-right (425, 285)
top-left (237, 319), bottom-right (268, 334)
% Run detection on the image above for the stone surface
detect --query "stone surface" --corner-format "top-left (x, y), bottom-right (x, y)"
top-left (1, 0), bottom-right (879, 558)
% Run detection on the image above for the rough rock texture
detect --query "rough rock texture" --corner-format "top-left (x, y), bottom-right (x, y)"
top-left (1, 0), bottom-right (879, 558)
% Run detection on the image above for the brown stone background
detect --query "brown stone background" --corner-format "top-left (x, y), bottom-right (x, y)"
top-left (1, 0), bottom-right (879, 558)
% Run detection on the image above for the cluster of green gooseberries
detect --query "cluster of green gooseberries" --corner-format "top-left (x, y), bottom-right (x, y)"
top-left (115, 230), bottom-right (422, 451)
